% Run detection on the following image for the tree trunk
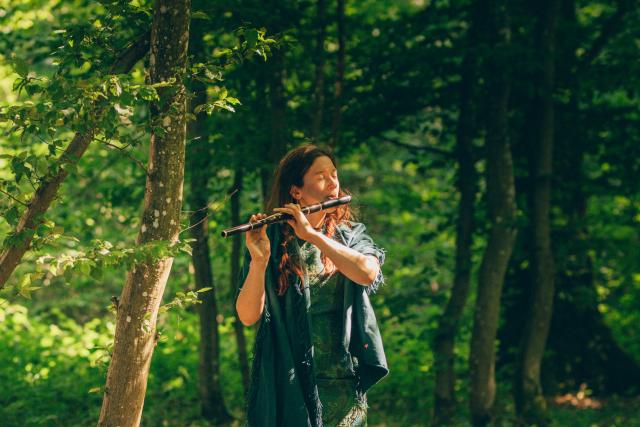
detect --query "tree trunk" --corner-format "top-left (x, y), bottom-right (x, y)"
top-left (261, 52), bottom-right (288, 206)
top-left (0, 35), bottom-right (149, 289)
top-left (97, 1), bottom-right (190, 425)
top-left (514, 0), bottom-right (558, 424)
top-left (329, 0), bottom-right (345, 150)
top-left (187, 79), bottom-right (233, 423)
top-left (432, 3), bottom-right (480, 425)
top-left (543, 0), bottom-right (640, 395)
top-left (311, 0), bottom-right (327, 142)
top-left (230, 167), bottom-right (250, 396)
top-left (468, 0), bottom-right (517, 425)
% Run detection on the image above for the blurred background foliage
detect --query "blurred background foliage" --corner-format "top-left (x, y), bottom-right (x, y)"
top-left (1, 0), bottom-right (639, 425)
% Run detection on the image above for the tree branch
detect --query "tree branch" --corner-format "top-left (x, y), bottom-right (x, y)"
top-left (0, 33), bottom-right (150, 289)
top-left (382, 137), bottom-right (454, 158)
top-left (0, 188), bottom-right (28, 207)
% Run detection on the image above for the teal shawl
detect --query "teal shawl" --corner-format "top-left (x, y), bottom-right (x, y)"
top-left (237, 221), bottom-right (388, 427)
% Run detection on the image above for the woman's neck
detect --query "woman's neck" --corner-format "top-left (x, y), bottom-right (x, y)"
top-left (307, 211), bottom-right (327, 230)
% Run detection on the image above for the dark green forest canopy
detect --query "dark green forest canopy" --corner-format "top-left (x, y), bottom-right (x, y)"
top-left (1, 0), bottom-right (639, 425)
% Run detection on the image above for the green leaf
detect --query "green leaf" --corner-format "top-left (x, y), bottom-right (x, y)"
top-left (215, 101), bottom-right (235, 113)
top-left (90, 265), bottom-right (103, 281)
top-left (191, 10), bottom-right (209, 20)
top-left (78, 261), bottom-right (91, 276)
top-left (245, 29), bottom-right (259, 49)
top-left (61, 262), bottom-right (73, 280)
top-left (213, 48), bottom-right (232, 58)
top-left (5, 206), bottom-right (20, 227)
top-left (138, 86), bottom-right (159, 101)
top-left (109, 78), bottom-right (122, 97)
top-left (13, 57), bottom-right (29, 77)
top-left (17, 275), bottom-right (40, 299)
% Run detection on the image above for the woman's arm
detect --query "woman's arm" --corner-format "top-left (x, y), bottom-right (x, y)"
top-left (271, 203), bottom-right (382, 287)
top-left (235, 212), bottom-right (271, 327)
top-left (235, 259), bottom-right (268, 326)
top-left (307, 231), bottom-right (380, 286)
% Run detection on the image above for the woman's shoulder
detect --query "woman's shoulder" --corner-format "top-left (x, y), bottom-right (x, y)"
top-left (336, 220), bottom-right (367, 232)
top-left (334, 220), bottom-right (369, 245)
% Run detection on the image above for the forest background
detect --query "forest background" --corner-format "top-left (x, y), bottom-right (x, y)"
top-left (1, 0), bottom-right (639, 426)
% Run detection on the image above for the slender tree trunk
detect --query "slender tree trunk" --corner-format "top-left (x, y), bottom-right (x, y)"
top-left (329, 0), bottom-right (345, 150)
top-left (468, 1), bottom-right (517, 425)
top-left (514, 0), bottom-right (558, 424)
top-left (432, 3), bottom-right (480, 425)
top-left (230, 167), bottom-right (250, 395)
top-left (97, 2), bottom-right (190, 425)
top-left (187, 79), bottom-right (233, 423)
top-left (261, 52), bottom-right (288, 205)
top-left (0, 35), bottom-right (149, 289)
top-left (311, 0), bottom-right (327, 142)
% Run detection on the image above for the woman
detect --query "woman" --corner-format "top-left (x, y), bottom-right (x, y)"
top-left (236, 144), bottom-right (388, 426)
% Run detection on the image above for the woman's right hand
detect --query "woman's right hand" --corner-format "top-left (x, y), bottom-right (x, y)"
top-left (246, 213), bottom-right (271, 265)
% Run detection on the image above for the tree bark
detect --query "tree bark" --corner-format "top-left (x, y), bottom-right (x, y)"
top-left (311, 0), bottom-right (327, 142)
top-left (187, 79), bottom-right (233, 423)
top-left (0, 35), bottom-right (149, 289)
top-left (97, 1), bottom-right (190, 425)
top-left (230, 167), bottom-right (250, 395)
top-left (514, 0), bottom-right (558, 424)
top-left (432, 3), bottom-right (480, 425)
top-left (468, 0), bottom-right (517, 425)
top-left (329, 0), bottom-right (345, 150)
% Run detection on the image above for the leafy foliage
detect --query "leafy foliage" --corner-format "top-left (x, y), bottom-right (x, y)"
top-left (0, 0), bottom-right (639, 425)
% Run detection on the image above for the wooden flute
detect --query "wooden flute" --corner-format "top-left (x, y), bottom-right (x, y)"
top-left (220, 195), bottom-right (352, 237)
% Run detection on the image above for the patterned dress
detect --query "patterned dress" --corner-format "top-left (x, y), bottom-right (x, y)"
top-left (298, 236), bottom-right (368, 427)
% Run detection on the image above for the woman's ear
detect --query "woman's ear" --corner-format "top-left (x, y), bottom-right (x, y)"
top-left (290, 186), bottom-right (301, 201)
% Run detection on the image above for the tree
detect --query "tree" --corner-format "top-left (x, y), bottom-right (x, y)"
top-left (329, 0), bottom-right (346, 150)
top-left (311, 0), bottom-right (327, 142)
top-left (468, 0), bottom-right (518, 425)
top-left (0, 35), bottom-right (149, 289)
top-left (98, 0), bottom-right (191, 424)
top-left (432, 2), bottom-right (481, 425)
top-left (186, 79), bottom-right (233, 423)
top-left (514, 0), bottom-right (559, 424)
top-left (183, 12), bottom-right (234, 422)
top-left (229, 167), bottom-right (251, 395)
top-left (543, 0), bottom-right (640, 396)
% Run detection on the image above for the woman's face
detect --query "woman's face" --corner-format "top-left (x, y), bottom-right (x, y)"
top-left (290, 155), bottom-right (340, 207)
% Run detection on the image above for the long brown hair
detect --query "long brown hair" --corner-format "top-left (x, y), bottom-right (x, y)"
top-left (266, 144), bottom-right (352, 295)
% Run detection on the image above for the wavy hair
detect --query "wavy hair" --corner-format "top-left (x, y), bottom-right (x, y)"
top-left (266, 144), bottom-right (352, 296)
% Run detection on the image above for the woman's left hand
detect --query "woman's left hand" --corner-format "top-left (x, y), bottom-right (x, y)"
top-left (273, 203), bottom-right (318, 241)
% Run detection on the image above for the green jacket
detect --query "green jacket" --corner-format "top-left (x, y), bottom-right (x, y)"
top-left (237, 221), bottom-right (388, 427)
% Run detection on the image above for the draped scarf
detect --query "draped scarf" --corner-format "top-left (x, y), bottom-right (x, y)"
top-left (238, 221), bottom-right (388, 427)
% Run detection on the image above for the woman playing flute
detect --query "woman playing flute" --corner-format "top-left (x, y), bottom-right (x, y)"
top-left (236, 144), bottom-right (388, 426)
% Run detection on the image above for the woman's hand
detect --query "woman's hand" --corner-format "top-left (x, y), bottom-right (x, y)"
top-left (246, 213), bottom-right (271, 265)
top-left (273, 203), bottom-right (319, 241)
